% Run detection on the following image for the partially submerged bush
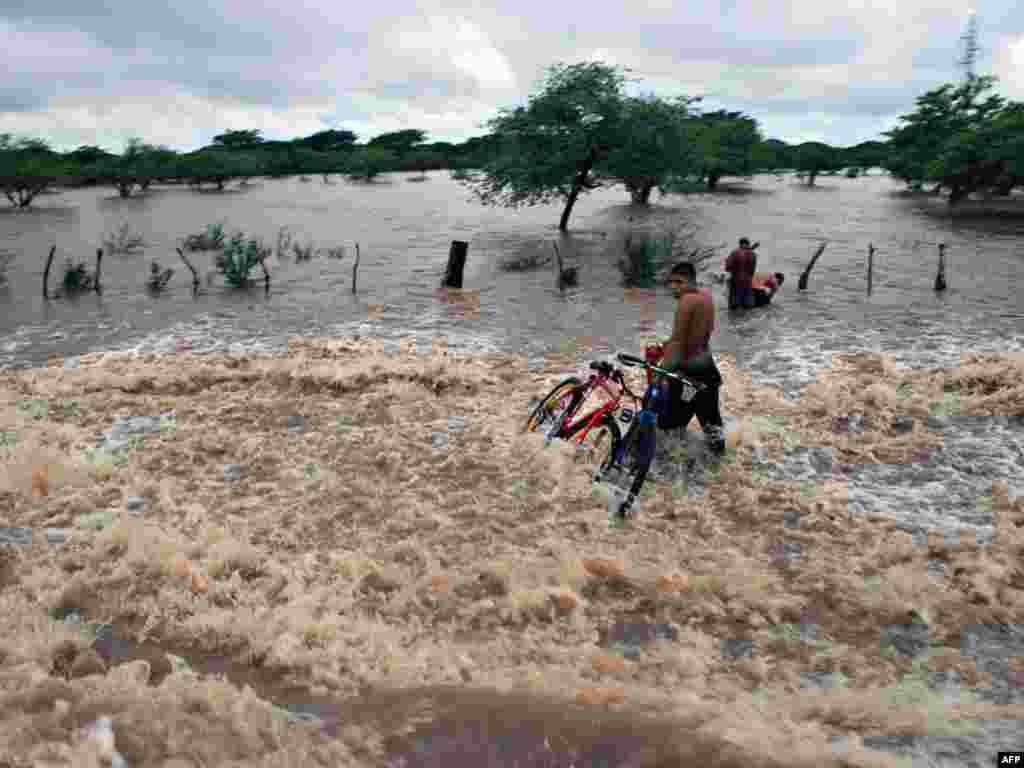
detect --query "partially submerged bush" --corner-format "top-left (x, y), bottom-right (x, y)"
top-left (618, 223), bottom-right (719, 287)
top-left (292, 239), bottom-right (315, 263)
top-left (61, 259), bottom-right (96, 292)
top-left (324, 245), bottom-right (346, 260)
top-left (101, 222), bottom-right (146, 255)
top-left (0, 250), bottom-right (11, 284)
top-left (499, 249), bottom-right (552, 272)
top-left (182, 223), bottom-right (226, 252)
top-left (215, 232), bottom-right (270, 287)
top-left (146, 260), bottom-right (174, 291)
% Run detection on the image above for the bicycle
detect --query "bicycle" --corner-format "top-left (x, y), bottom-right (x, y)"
top-left (524, 358), bottom-right (633, 474)
top-left (524, 348), bottom-right (706, 519)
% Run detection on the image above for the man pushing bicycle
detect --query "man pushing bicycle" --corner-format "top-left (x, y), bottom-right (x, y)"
top-left (646, 262), bottom-right (726, 455)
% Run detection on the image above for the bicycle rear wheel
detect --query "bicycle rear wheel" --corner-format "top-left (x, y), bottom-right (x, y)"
top-left (524, 377), bottom-right (584, 437)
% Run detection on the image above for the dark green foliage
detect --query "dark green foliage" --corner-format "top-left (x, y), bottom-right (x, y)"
top-left (295, 129), bottom-right (358, 152)
top-left (599, 94), bottom-right (700, 204)
top-left (212, 129), bottom-right (265, 149)
top-left (0, 135), bottom-right (70, 208)
top-left (215, 233), bottom-right (270, 287)
top-left (61, 259), bottom-right (95, 292)
top-left (883, 76), bottom-right (1022, 203)
top-left (183, 223), bottom-right (226, 252)
top-left (688, 110), bottom-right (762, 190)
top-left (793, 142), bottom-right (842, 186)
top-left (367, 129), bottom-right (427, 155)
top-left (460, 61), bottom-right (630, 230)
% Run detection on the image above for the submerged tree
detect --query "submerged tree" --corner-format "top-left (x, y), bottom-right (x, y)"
top-left (0, 135), bottom-right (69, 208)
top-left (883, 76), bottom-right (1007, 202)
top-left (461, 61), bottom-right (629, 231)
top-left (598, 94), bottom-right (700, 204)
top-left (687, 110), bottom-right (761, 191)
top-left (793, 142), bottom-right (841, 187)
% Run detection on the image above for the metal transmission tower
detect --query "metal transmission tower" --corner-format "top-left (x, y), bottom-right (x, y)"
top-left (959, 9), bottom-right (980, 81)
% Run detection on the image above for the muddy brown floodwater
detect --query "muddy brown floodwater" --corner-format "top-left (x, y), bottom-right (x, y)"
top-left (1, 337), bottom-right (1023, 767)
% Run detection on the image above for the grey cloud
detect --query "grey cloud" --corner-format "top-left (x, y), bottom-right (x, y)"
top-left (1, 0), bottom-right (1022, 151)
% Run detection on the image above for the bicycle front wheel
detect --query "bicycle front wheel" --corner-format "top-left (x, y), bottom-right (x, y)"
top-left (562, 412), bottom-right (622, 478)
top-left (616, 420), bottom-right (656, 518)
top-left (524, 377), bottom-right (584, 437)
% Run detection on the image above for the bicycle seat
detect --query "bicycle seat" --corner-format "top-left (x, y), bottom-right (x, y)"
top-left (589, 361), bottom-right (613, 375)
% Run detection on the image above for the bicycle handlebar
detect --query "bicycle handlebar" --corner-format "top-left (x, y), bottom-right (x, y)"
top-left (615, 352), bottom-right (706, 391)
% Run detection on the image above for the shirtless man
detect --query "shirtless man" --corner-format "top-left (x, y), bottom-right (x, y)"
top-left (646, 262), bottom-right (726, 454)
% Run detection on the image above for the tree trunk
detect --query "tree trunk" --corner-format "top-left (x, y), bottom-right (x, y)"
top-left (706, 172), bottom-right (720, 192)
top-left (558, 148), bottom-right (598, 231)
top-left (947, 186), bottom-right (967, 207)
top-left (806, 170), bottom-right (818, 187)
top-left (629, 181), bottom-right (655, 205)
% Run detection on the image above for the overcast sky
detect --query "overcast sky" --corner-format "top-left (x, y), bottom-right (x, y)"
top-left (2, 0), bottom-right (1022, 153)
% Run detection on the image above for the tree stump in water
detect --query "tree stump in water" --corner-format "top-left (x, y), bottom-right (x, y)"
top-left (934, 243), bottom-right (947, 292)
top-left (443, 240), bottom-right (468, 289)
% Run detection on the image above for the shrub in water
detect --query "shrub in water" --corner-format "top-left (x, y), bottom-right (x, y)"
top-left (215, 233), bottom-right (270, 287)
top-left (101, 222), bottom-right (146, 255)
top-left (61, 259), bottom-right (95, 292)
top-left (183, 223), bottom-right (226, 252)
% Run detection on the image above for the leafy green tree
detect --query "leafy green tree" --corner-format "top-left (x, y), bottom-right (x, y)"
top-left (0, 135), bottom-right (69, 208)
top-left (793, 142), bottom-right (841, 186)
top-left (295, 129), bottom-right (358, 152)
top-left (597, 94), bottom-right (700, 204)
top-left (346, 147), bottom-right (397, 181)
top-left (688, 110), bottom-right (761, 190)
top-left (400, 149), bottom-right (445, 175)
top-left (752, 139), bottom-right (794, 172)
top-left (844, 141), bottom-right (889, 171)
top-left (90, 138), bottom-right (175, 197)
top-left (211, 129), bottom-right (265, 150)
top-left (66, 145), bottom-right (116, 165)
top-left (990, 103), bottom-right (1024, 193)
top-left (883, 76), bottom-right (1005, 200)
top-left (367, 129), bottom-right (427, 155)
top-left (179, 150), bottom-right (245, 190)
top-left (461, 61), bottom-right (629, 231)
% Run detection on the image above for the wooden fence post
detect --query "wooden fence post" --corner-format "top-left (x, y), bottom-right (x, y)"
top-left (94, 249), bottom-right (103, 294)
top-left (42, 245), bottom-right (56, 299)
top-left (176, 248), bottom-right (201, 289)
top-left (352, 243), bottom-right (360, 294)
top-left (934, 243), bottom-right (947, 292)
top-left (443, 240), bottom-right (468, 289)
top-left (867, 244), bottom-right (874, 295)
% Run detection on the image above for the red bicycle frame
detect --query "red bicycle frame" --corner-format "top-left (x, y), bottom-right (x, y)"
top-left (559, 362), bottom-right (654, 445)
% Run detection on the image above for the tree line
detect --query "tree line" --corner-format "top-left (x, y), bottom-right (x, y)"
top-left (1, 62), bottom-right (1020, 228)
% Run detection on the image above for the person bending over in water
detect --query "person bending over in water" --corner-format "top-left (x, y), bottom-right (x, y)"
top-left (752, 272), bottom-right (785, 307)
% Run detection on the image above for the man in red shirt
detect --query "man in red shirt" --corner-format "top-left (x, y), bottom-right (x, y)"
top-left (724, 237), bottom-right (757, 310)
top-left (647, 262), bottom-right (725, 455)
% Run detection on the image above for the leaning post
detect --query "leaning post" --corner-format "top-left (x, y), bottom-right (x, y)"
top-left (867, 244), bottom-right (874, 295)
